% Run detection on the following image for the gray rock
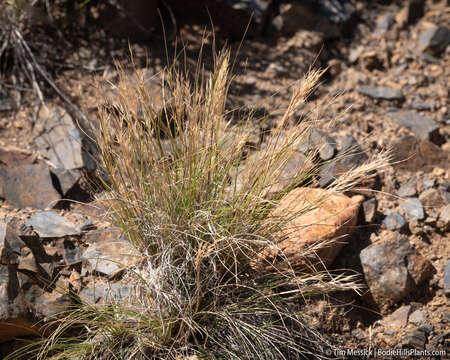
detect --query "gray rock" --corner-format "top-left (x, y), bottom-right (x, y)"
top-left (363, 198), bottom-right (377, 223)
top-left (419, 188), bottom-right (448, 209)
top-left (79, 282), bottom-right (130, 304)
top-left (409, 310), bottom-right (425, 325)
top-left (0, 164), bottom-right (61, 209)
top-left (383, 212), bottom-right (406, 231)
top-left (62, 239), bottom-right (82, 265)
top-left (298, 128), bottom-right (336, 161)
top-left (444, 260), bottom-right (450, 297)
top-left (387, 111), bottom-right (439, 141)
top-left (105, 283), bottom-right (130, 302)
top-left (7, 218), bottom-right (53, 263)
top-left (418, 323), bottom-right (433, 335)
top-left (408, 98), bottom-right (434, 111)
top-left (402, 198), bottom-right (425, 221)
top-left (79, 284), bottom-right (107, 304)
top-left (36, 106), bottom-right (95, 171)
top-left (360, 233), bottom-right (434, 310)
top-left (0, 220), bottom-right (26, 264)
top-left (319, 136), bottom-right (368, 187)
top-left (375, 13), bottom-right (394, 36)
top-left (349, 46), bottom-right (364, 63)
top-left (83, 228), bottom-right (138, 277)
top-left (422, 179), bottom-right (436, 190)
top-left (24, 282), bottom-right (71, 321)
top-left (398, 178), bottom-right (417, 198)
top-left (437, 204), bottom-right (450, 231)
top-left (50, 168), bottom-right (82, 196)
top-left (358, 86), bottom-right (404, 101)
top-left (402, 330), bottom-right (427, 349)
top-left (25, 212), bottom-right (81, 238)
top-left (418, 25), bottom-right (450, 56)
top-left (383, 305), bottom-right (411, 330)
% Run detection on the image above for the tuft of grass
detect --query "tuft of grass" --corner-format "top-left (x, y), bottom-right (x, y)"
top-left (8, 47), bottom-right (388, 360)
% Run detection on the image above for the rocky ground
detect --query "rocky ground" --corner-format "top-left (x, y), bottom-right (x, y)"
top-left (0, 0), bottom-right (449, 358)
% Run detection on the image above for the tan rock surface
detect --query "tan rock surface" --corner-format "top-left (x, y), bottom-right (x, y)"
top-left (253, 187), bottom-right (360, 272)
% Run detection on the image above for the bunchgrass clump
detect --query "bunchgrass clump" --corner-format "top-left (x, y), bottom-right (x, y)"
top-left (8, 48), bottom-right (387, 360)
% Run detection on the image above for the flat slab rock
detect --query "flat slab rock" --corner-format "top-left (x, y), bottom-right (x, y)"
top-left (79, 282), bottom-right (130, 305)
top-left (36, 106), bottom-right (95, 171)
top-left (83, 228), bottom-right (139, 277)
top-left (358, 86), bottom-right (404, 101)
top-left (360, 232), bottom-right (434, 311)
top-left (0, 163), bottom-right (61, 209)
top-left (387, 110), bottom-right (439, 141)
top-left (252, 187), bottom-right (361, 272)
top-left (25, 211), bottom-right (81, 238)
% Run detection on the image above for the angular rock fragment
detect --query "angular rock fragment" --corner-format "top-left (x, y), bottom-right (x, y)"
top-left (358, 86), bottom-right (404, 101)
top-left (360, 233), bottom-right (434, 310)
top-left (392, 136), bottom-right (448, 172)
top-left (437, 204), bottom-right (450, 231)
top-left (36, 106), bottom-right (95, 171)
top-left (319, 136), bottom-right (369, 188)
top-left (387, 111), bottom-right (439, 141)
top-left (79, 282), bottom-right (130, 305)
top-left (409, 310), bottom-right (425, 326)
top-left (0, 164), bottom-right (61, 209)
top-left (79, 284), bottom-right (107, 304)
top-left (419, 188), bottom-right (448, 209)
top-left (252, 187), bottom-right (360, 271)
top-left (383, 212), bottom-right (406, 231)
top-left (0, 220), bottom-right (26, 265)
top-left (50, 168), bottom-right (82, 196)
top-left (375, 13), bottom-right (394, 36)
top-left (398, 179), bottom-right (417, 198)
top-left (59, 239), bottom-right (82, 266)
top-left (25, 212), bottom-right (81, 238)
top-left (401, 330), bottom-right (427, 349)
top-left (83, 228), bottom-right (139, 277)
top-left (382, 305), bottom-right (411, 330)
top-left (298, 128), bottom-right (336, 161)
top-left (401, 198), bottom-right (425, 221)
top-left (24, 282), bottom-right (71, 321)
top-left (418, 25), bottom-right (450, 56)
